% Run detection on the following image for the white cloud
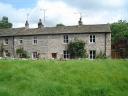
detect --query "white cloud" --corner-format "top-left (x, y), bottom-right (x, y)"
top-left (0, 0), bottom-right (127, 28)
top-left (37, 0), bottom-right (80, 26)
top-left (0, 2), bottom-right (31, 27)
top-left (101, 0), bottom-right (125, 8)
top-left (85, 10), bottom-right (125, 24)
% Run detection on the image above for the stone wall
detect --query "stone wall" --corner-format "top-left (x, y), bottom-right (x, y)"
top-left (106, 33), bottom-right (111, 57)
top-left (0, 37), bottom-right (14, 57)
top-left (0, 32), bottom-right (111, 59)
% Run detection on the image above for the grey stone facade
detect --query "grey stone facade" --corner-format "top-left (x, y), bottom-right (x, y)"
top-left (0, 24), bottom-right (111, 59)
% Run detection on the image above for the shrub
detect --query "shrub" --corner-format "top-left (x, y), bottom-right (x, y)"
top-left (96, 51), bottom-right (106, 59)
top-left (16, 48), bottom-right (29, 58)
top-left (68, 39), bottom-right (86, 59)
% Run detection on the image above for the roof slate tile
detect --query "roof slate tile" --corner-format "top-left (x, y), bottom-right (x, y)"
top-left (0, 24), bottom-right (111, 37)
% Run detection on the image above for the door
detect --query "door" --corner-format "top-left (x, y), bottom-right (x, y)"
top-left (52, 53), bottom-right (57, 59)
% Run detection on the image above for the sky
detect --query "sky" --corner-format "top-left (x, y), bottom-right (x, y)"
top-left (0, 0), bottom-right (128, 28)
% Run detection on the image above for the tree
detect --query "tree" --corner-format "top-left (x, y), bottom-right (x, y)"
top-left (68, 39), bottom-right (86, 58)
top-left (110, 20), bottom-right (128, 44)
top-left (111, 20), bottom-right (128, 58)
top-left (0, 16), bottom-right (12, 29)
top-left (56, 23), bottom-right (65, 27)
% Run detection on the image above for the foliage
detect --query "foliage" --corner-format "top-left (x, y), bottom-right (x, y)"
top-left (56, 23), bottom-right (65, 27)
top-left (0, 16), bottom-right (12, 29)
top-left (68, 39), bottom-right (86, 58)
top-left (110, 20), bottom-right (128, 44)
top-left (0, 59), bottom-right (128, 96)
top-left (16, 48), bottom-right (29, 58)
top-left (96, 51), bottom-right (106, 59)
top-left (0, 43), bottom-right (4, 57)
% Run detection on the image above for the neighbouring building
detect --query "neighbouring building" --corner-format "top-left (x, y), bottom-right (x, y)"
top-left (0, 18), bottom-right (111, 59)
top-left (112, 39), bottom-right (128, 58)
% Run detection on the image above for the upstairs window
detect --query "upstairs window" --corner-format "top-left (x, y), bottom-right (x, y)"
top-left (4, 38), bottom-right (8, 45)
top-left (64, 35), bottom-right (68, 43)
top-left (33, 36), bottom-right (37, 44)
top-left (19, 38), bottom-right (23, 44)
top-left (90, 35), bottom-right (95, 43)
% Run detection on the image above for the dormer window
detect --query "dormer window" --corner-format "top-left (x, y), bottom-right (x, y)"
top-left (64, 35), bottom-right (68, 43)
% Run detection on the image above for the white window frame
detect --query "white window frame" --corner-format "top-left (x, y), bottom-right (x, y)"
top-left (4, 50), bottom-right (9, 57)
top-left (4, 38), bottom-right (9, 45)
top-left (64, 35), bottom-right (69, 44)
top-left (89, 50), bottom-right (96, 59)
top-left (32, 52), bottom-right (38, 59)
top-left (33, 36), bottom-right (38, 45)
top-left (90, 35), bottom-right (96, 43)
top-left (63, 50), bottom-right (70, 59)
top-left (19, 38), bottom-right (23, 45)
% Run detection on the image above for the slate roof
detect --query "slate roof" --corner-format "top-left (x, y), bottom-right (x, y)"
top-left (0, 24), bottom-right (111, 37)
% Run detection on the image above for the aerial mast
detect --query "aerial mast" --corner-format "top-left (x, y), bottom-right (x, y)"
top-left (40, 9), bottom-right (47, 27)
top-left (26, 13), bottom-right (29, 21)
top-left (74, 12), bottom-right (83, 25)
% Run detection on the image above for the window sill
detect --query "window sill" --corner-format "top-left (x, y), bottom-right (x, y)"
top-left (89, 42), bottom-right (96, 44)
top-left (32, 44), bottom-right (38, 45)
top-left (19, 44), bottom-right (23, 45)
top-left (63, 43), bottom-right (68, 44)
top-left (3, 44), bottom-right (8, 46)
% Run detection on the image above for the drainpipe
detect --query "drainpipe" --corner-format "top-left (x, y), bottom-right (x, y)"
top-left (12, 36), bottom-right (15, 58)
top-left (105, 33), bottom-right (107, 56)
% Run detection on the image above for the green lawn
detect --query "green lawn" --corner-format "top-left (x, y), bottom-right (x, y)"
top-left (0, 59), bottom-right (128, 96)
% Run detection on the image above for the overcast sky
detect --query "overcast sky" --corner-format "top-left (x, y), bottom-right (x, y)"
top-left (0, 0), bottom-right (127, 28)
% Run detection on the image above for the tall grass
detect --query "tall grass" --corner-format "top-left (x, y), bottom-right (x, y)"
top-left (0, 59), bottom-right (128, 96)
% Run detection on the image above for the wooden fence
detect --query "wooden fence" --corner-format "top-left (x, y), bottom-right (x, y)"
top-left (111, 51), bottom-right (121, 59)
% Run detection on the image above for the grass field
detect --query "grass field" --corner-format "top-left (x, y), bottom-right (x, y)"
top-left (0, 59), bottom-right (128, 96)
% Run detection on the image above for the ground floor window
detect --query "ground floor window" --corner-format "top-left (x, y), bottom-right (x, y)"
top-left (89, 50), bottom-right (96, 59)
top-left (32, 52), bottom-right (38, 58)
top-left (63, 50), bottom-right (70, 59)
top-left (19, 53), bottom-right (23, 58)
top-left (52, 53), bottom-right (57, 59)
top-left (4, 50), bottom-right (10, 57)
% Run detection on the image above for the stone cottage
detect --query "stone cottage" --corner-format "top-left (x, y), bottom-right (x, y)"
top-left (0, 19), bottom-right (111, 59)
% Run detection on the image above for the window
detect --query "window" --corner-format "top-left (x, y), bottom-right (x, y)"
top-left (52, 53), bottom-right (57, 59)
top-left (19, 53), bottom-right (23, 58)
top-left (33, 36), bottom-right (37, 44)
top-left (32, 52), bottom-right (38, 58)
top-left (19, 38), bottom-right (23, 44)
top-left (64, 35), bottom-right (68, 43)
top-left (4, 50), bottom-right (10, 57)
top-left (90, 35), bottom-right (95, 43)
top-left (63, 50), bottom-right (70, 59)
top-left (89, 50), bottom-right (96, 59)
top-left (4, 38), bottom-right (8, 45)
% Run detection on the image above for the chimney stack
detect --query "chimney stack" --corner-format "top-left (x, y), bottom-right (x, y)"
top-left (38, 19), bottom-right (44, 28)
top-left (25, 20), bottom-right (29, 29)
top-left (78, 17), bottom-right (83, 26)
